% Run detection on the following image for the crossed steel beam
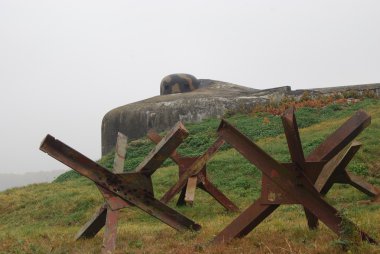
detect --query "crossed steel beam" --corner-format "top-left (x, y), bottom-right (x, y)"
top-left (212, 108), bottom-right (377, 244)
top-left (147, 129), bottom-right (239, 212)
top-left (74, 132), bottom-right (128, 253)
top-left (284, 109), bottom-right (379, 228)
top-left (40, 122), bottom-right (201, 253)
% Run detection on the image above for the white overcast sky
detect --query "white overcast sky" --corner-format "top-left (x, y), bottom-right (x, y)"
top-left (0, 1), bottom-right (379, 174)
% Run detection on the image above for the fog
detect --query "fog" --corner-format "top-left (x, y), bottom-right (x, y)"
top-left (0, 1), bottom-right (379, 175)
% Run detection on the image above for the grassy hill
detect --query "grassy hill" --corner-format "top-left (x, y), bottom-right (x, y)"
top-left (1, 99), bottom-right (380, 253)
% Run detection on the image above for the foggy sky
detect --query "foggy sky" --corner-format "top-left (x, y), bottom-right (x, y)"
top-left (0, 1), bottom-right (379, 174)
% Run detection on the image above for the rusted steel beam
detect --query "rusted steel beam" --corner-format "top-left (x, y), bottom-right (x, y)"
top-left (218, 120), bottom-right (298, 186)
top-left (99, 133), bottom-right (127, 254)
top-left (101, 207), bottom-right (119, 254)
top-left (282, 107), bottom-right (305, 165)
top-left (40, 135), bottom-right (201, 232)
top-left (147, 130), bottom-right (191, 204)
top-left (324, 141), bottom-right (379, 197)
top-left (282, 108), bottom-right (378, 229)
top-left (315, 142), bottom-right (360, 193)
top-left (345, 173), bottom-right (380, 197)
top-left (307, 110), bottom-right (371, 162)
top-left (176, 185), bottom-right (187, 206)
top-left (333, 142), bottom-right (362, 176)
top-left (148, 130), bottom-right (194, 204)
top-left (147, 130), bottom-right (182, 164)
top-left (112, 132), bottom-right (128, 173)
top-left (215, 119), bottom-right (376, 244)
top-left (97, 186), bottom-right (129, 211)
top-left (75, 204), bottom-right (108, 240)
top-left (281, 107), bottom-right (318, 229)
top-left (184, 177), bottom-right (197, 205)
top-left (75, 190), bottom-right (127, 240)
top-left (212, 199), bottom-right (278, 244)
top-left (160, 137), bottom-right (225, 204)
top-left (199, 177), bottom-right (239, 212)
top-left (135, 122), bottom-right (189, 175)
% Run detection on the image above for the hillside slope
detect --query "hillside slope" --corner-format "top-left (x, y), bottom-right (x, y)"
top-left (1, 99), bottom-right (380, 254)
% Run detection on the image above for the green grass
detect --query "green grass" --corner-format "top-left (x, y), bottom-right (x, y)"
top-left (1, 99), bottom-right (380, 253)
top-left (56, 99), bottom-right (380, 182)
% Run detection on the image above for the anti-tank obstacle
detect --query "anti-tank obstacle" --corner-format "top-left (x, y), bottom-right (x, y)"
top-left (147, 129), bottom-right (239, 211)
top-left (40, 122), bottom-right (201, 254)
top-left (212, 108), bottom-right (378, 244)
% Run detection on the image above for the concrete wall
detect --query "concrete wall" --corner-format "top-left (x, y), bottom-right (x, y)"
top-left (101, 80), bottom-right (380, 155)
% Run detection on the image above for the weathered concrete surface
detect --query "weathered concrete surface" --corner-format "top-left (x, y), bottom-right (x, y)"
top-left (101, 76), bottom-right (380, 155)
top-left (160, 74), bottom-right (201, 95)
top-left (314, 83), bottom-right (380, 97)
